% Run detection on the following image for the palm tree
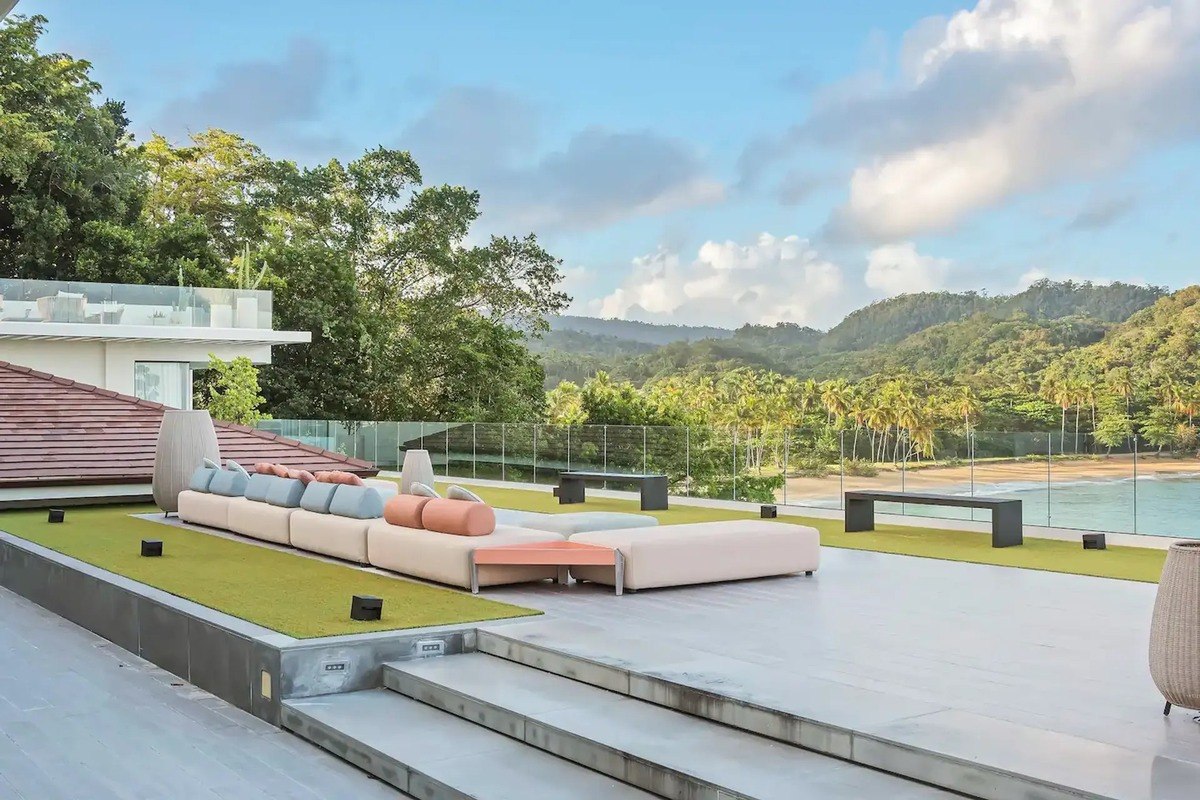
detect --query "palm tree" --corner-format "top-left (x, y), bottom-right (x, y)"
top-left (949, 385), bottom-right (981, 436)
top-left (1106, 367), bottom-right (1135, 413)
top-left (819, 379), bottom-right (851, 427)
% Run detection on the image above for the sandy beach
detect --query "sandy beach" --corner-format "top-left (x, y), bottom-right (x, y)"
top-left (778, 453), bottom-right (1200, 503)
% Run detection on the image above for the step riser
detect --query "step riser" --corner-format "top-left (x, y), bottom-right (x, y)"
top-left (385, 667), bottom-right (755, 800)
top-left (475, 630), bottom-right (1087, 800)
top-left (476, 630), bottom-right (852, 756)
top-left (281, 703), bottom-right (473, 800)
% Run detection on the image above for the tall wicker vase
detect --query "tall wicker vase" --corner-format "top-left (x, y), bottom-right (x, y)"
top-left (401, 449), bottom-right (436, 494)
top-left (153, 410), bottom-right (220, 514)
top-left (1149, 540), bottom-right (1200, 714)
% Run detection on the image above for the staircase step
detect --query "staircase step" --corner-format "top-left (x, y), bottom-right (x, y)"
top-left (475, 622), bottom-right (1200, 800)
top-left (384, 653), bottom-right (955, 799)
top-left (281, 689), bottom-right (656, 800)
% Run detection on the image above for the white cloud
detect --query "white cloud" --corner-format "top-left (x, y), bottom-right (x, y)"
top-left (808, 0), bottom-right (1200, 240)
top-left (864, 242), bottom-right (951, 296)
top-left (593, 233), bottom-right (845, 328)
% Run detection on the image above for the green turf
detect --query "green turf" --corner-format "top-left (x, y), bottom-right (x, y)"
top-left (434, 481), bottom-right (1169, 584)
top-left (0, 505), bottom-right (539, 638)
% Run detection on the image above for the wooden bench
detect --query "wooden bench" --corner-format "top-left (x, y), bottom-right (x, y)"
top-left (554, 471), bottom-right (669, 511)
top-left (844, 490), bottom-right (1023, 548)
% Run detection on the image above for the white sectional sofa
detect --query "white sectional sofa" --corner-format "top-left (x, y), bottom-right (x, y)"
top-left (176, 464), bottom-right (820, 594)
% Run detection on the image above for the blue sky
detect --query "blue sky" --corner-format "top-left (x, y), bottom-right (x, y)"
top-left (19, 0), bottom-right (1200, 328)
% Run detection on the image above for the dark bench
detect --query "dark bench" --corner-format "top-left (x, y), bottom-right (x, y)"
top-left (844, 490), bottom-right (1023, 548)
top-left (554, 471), bottom-right (669, 511)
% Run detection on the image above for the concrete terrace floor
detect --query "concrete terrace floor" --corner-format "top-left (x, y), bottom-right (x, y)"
top-left (0, 587), bottom-right (404, 800)
top-left (481, 544), bottom-right (1200, 769)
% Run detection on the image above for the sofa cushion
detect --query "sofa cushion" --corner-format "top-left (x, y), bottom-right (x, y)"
top-left (243, 473), bottom-right (275, 503)
top-left (270, 463), bottom-right (291, 478)
top-left (363, 478), bottom-right (399, 499)
top-left (329, 485), bottom-right (384, 520)
top-left (209, 467), bottom-right (249, 497)
top-left (422, 497), bottom-right (495, 536)
top-left (300, 481), bottom-right (339, 514)
top-left (522, 511), bottom-right (659, 536)
top-left (447, 484), bottom-right (484, 503)
top-left (288, 468), bottom-right (316, 484)
top-left (410, 481), bottom-right (441, 498)
top-left (265, 477), bottom-right (306, 508)
top-left (188, 466), bottom-right (216, 493)
top-left (254, 462), bottom-right (274, 475)
top-left (384, 494), bottom-right (430, 528)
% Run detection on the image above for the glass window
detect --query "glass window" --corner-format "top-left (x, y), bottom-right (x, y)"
top-left (134, 362), bottom-right (191, 409)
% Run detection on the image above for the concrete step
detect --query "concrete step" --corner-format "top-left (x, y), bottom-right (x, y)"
top-left (475, 622), bottom-right (1200, 800)
top-left (281, 689), bottom-right (657, 800)
top-left (384, 653), bottom-right (955, 799)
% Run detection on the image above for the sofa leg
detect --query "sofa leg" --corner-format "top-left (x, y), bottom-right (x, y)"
top-left (1164, 701), bottom-right (1172, 716)
top-left (805, 570), bottom-right (813, 576)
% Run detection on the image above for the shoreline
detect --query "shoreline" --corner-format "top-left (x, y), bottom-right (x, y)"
top-left (778, 454), bottom-right (1200, 501)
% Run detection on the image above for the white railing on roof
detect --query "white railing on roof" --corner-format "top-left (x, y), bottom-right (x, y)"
top-left (0, 278), bottom-right (273, 330)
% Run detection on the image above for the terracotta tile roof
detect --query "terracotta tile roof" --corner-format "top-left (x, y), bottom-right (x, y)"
top-left (0, 360), bottom-right (376, 487)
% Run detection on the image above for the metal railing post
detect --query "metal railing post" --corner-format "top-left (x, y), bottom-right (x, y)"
top-left (445, 426), bottom-right (450, 477)
top-left (472, 422), bottom-right (477, 479)
top-left (533, 423), bottom-right (538, 484)
top-left (642, 426), bottom-right (647, 474)
top-left (783, 428), bottom-right (789, 506)
top-left (732, 427), bottom-right (738, 502)
top-left (501, 423), bottom-right (506, 482)
top-left (566, 425), bottom-right (571, 472)
top-left (685, 426), bottom-right (691, 497)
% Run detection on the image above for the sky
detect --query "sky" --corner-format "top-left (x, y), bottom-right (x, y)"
top-left (17, 0), bottom-right (1200, 329)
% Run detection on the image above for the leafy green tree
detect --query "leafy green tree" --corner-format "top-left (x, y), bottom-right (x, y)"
top-left (1139, 405), bottom-right (1178, 454)
top-left (0, 16), bottom-right (145, 280)
top-left (200, 355), bottom-right (269, 425)
top-left (546, 381), bottom-right (589, 425)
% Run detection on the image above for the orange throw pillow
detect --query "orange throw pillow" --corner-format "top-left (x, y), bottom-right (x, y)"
top-left (383, 495), bottom-right (430, 528)
top-left (315, 471), bottom-right (335, 483)
top-left (421, 498), bottom-right (496, 536)
top-left (270, 463), bottom-right (290, 478)
top-left (288, 469), bottom-right (315, 484)
top-left (254, 462), bottom-right (274, 475)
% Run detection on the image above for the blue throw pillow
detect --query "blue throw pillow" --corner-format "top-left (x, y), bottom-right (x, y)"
top-left (244, 473), bottom-right (275, 503)
top-left (188, 466), bottom-right (216, 493)
top-left (328, 485), bottom-right (384, 520)
top-left (265, 477), bottom-right (305, 508)
top-left (209, 468), bottom-right (249, 497)
top-left (300, 481), bottom-right (338, 514)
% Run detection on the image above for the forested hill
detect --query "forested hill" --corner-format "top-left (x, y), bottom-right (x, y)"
top-left (548, 315), bottom-right (732, 344)
top-left (536, 280), bottom-right (1166, 387)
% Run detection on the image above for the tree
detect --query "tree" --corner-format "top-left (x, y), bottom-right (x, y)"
top-left (546, 381), bottom-right (588, 426)
top-left (200, 355), bottom-right (269, 425)
top-left (0, 16), bottom-right (145, 280)
top-left (1139, 405), bottom-right (1178, 455)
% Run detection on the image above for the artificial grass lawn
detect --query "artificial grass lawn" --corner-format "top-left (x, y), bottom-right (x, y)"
top-left (437, 482), bottom-right (1169, 584)
top-left (0, 505), bottom-right (539, 638)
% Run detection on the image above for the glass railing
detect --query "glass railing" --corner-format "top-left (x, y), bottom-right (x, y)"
top-left (255, 420), bottom-right (1198, 539)
top-left (0, 278), bottom-right (273, 330)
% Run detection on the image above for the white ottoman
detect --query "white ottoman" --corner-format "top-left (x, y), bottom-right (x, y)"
top-left (570, 520), bottom-right (819, 591)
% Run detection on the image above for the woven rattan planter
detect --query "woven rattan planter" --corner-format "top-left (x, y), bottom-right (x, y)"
top-left (1149, 540), bottom-right (1200, 713)
top-left (152, 410), bottom-right (220, 514)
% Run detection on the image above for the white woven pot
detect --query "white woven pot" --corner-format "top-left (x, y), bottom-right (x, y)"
top-left (400, 449), bottom-right (436, 495)
top-left (152, 410), bottom-right (220, 513)
top-left (1149, 540), bottom-right (1200, 711)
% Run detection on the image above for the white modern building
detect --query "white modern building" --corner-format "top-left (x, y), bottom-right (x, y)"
top-left (0, 278), bottom-right (310, 408)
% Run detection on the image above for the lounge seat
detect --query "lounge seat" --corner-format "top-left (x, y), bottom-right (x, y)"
top-left (226, 496), bottom-right (293, 545)
top-left (569, 520), bottom-right (819, 591)
top-left (366, 521), bottom-right (565, 589)
top-left (178, 490), bottom-right (233, 529)
top-left (290, 509), bottom-right (373, 563)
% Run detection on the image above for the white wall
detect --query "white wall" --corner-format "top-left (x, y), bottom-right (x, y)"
top-left (0, 339), bottom-right (272, 398)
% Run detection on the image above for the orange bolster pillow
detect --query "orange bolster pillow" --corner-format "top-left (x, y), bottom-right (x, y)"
top-left (384, 494), bottom-right (430, 528)
top-left (421, 498), bottom-right (496, 536)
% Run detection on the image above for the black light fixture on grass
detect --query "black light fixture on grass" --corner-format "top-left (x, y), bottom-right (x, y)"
top-left (1082, 533), bottom-right (1106, 550)
top-left (47, 508), bottom-right (65, 523)
top-left (141, 539), bottom-right (163, 557)
top-left (760, 504), bottom-right (777, 519)
top-left (351, 595), bottom-right (383, 621)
